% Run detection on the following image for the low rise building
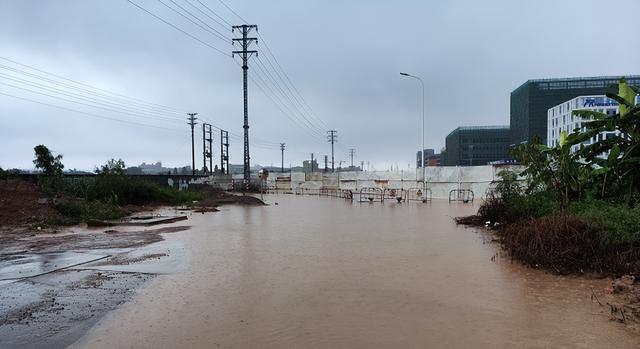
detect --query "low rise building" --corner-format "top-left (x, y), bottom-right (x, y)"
top-left (443, 126), bottom-right (511, 166)
top-left (547, 95), bottom-right (639, 152)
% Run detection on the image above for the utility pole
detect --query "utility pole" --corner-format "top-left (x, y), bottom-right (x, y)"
top-left (310, 153), bottom-right (314, 172)
top-left (327, 130), bottom-right (337, 172)
top-left (280, 143), bottom-right (285, 173)
top-left (360, 160), bottom-right (364, 171)
top-left (202, 123), bottom-right (213, 174)
top-left (324, 155), bottom-right (328, 172)
top-left (220, 130), bottom-right (229, 175)
top-left (187, 113), bottom-right (198, 176)
top-left (348, 148), bottom-right (355, 169)
top-left (232, 24), bottom-right (258, 185)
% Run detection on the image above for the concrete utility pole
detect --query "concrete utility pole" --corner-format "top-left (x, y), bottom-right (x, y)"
top-left (280, 143), bottom-right (285, 173)
top-left (360, 160), bottom-right (364, 171)
top-left (349, 148), bottom-right (355, 168)
top-left (232, 24), bottom-right (258, 184)
top-left (324, 155), bottom-right (328, 172)
top-left (327, 130), bottom-right (337, 172)
top-left (400, 72), bottom-right (426, 201)
top-left (187, 113), bottom-right (198, 176)
top-left (202, 123), bottom-right (213, 174)
top-left (310, 153), bottom-right (315, 172)
top-left (220, 130), bottom-right (229, 175)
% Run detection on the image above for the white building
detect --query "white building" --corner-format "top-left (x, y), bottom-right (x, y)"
top-left (547, 95), bottom-right (638, 152)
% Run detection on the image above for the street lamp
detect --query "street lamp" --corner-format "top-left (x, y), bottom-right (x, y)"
top-left (400, 72), bottom-right (426, 202)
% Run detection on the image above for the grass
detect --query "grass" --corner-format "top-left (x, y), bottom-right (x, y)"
top-left (40, 175), bottom-right (205, 224)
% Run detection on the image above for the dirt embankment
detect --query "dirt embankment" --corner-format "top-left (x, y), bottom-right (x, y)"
top-left (189, 185), bottom-right (265, 208)
top-left (456, 213), bottom-right (640, 329)
top-left (0, 179), bottom-right (60, 226)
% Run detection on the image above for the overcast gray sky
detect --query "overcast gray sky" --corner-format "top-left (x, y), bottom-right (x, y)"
top-left (1, 0), bottom-right (639, 171)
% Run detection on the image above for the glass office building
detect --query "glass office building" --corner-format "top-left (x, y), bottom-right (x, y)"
top-left (443, 126), bottom-right (511, 166)
top-left (510, 76), bottom-right (640, 145)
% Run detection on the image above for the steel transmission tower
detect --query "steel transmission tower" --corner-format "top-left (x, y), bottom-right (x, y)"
top-left (220, 130), bottom-right (229, 175)
top-left (187, 113), bottom-right (198, 176)
top-left (202, 123), bottom-right (213, 174)
top-left (280, 143), bottom-right (285, 173)
top-left (232, 24), bottom-right (258, 184)
top-left (348, 148), bottom-right (355, 168)
top-left (327, 130), bottom-right (337, 172)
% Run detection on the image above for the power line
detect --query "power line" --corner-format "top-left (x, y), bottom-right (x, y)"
top-left (126, 0), bottom-right (229, 56)
top-left (0, 62), bottom-right (186, 116)
top-left (216, 0), bottom-right (248, 23)
top-left (0, 73), bottom-right (184, 124)
top-left (0, 90), bottom-right (186, 132)
top-left (0, 56), bottom-right (186, 114)
top-left (253, 56), bottom-right (325, 135)
top-left (257, 31), bottom-right (329, 129)
top-left (0, 56), bottom-right (284, 148)
top-left (183, 0), bottom-right (233, 30)
top-left (157, 0), bottom-right (231, 42)
top-left (251, 58), bottom-right (325, 138)
top-left (243, 59), bottom-right (325, 142)
top-left (0, 80), bottom-right (185, 125)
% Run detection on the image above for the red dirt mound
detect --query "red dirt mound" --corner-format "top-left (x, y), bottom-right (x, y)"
top-left (0, 179), bottom-right (60, 226)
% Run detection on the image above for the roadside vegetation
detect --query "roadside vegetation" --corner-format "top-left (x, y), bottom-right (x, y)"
top-left (30, 146), bottom-right (203, 225)
top-left (461, 78), bottom-right (640, 276)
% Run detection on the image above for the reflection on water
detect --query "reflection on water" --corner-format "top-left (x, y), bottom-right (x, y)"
top-left (72, 195), bottom-right (639, 348)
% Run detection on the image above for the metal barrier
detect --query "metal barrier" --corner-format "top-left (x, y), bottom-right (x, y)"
top-left (449, 189), bottom-right (474, 203)
top-left (341, 189), bottom-right (353, 200)
top-left (403, 187), bottom-right (432, 202)
top-left (383, 188), bottom-right (404, 202)
top-left (320, 188), bottom-right (340, 197)
top-left (357, 187), bottom-right (384, 203)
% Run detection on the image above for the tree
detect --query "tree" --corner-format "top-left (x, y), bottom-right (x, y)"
top-left (567, 78), bottom-right (640, 202)
top-left (512, 134), bottom-right (587, 209)
top-left (95, 159), bottom-right (126, 176)
top-left (33, 145), bottom-right (64, 177)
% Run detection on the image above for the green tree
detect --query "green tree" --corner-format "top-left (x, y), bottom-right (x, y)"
top-left (95, 158), bottom-right (126, 176)
top-left (33, 145), bottom-right (64, 177)
top-left (567, 78), bottom-right (639, 202)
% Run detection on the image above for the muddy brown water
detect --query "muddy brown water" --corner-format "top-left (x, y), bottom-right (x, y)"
top-left (71, 195), bottom-right (639, 348)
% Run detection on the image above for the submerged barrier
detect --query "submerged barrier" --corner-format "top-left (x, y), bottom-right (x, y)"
top-left (449, 189), bottom-right (474, 203)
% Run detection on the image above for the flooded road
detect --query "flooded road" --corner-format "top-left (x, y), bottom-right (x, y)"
top-left (71, 195), bottom-right (639, 348)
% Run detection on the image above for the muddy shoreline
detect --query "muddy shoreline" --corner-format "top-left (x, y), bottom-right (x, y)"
top-left (0, 207), bottom-right (196, 348)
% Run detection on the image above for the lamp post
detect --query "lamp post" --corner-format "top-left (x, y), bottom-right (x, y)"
top-left (400, 72), bottom-right (426, 202)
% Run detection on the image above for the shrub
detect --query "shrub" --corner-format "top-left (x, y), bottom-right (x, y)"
top-left (53, 199), bottom-right (127, 224)
top-left (570, 200), bottom-right (640, 246)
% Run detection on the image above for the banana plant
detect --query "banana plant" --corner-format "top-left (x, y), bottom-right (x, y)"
top-left (567, 78), bottom-right (640, 201)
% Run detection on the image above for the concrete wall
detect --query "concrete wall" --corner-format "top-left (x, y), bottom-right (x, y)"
top-left (261, 165), bottom-right (523, 199)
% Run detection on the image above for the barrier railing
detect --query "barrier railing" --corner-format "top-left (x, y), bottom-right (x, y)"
top-left (357, 187), bottom-right (384, 203)
top-left (403, 187), bottom-right (432, 202)
top-left (383, 188), bottom-right (404, 202)
top-left (449, 189), bottom-right (474, 203)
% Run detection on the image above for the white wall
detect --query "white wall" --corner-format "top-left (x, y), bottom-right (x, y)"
top-left (267, 165), bottom-right (523, 199)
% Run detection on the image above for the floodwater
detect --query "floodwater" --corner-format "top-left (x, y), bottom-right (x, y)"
top-left (71, 195), bottom-right (639, 348)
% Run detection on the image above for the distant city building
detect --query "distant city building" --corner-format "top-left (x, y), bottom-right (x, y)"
top-left (443, 126), bottom-right (511, 166)
top-left (425, 153), bottom-right (441, 167)
top-left (416, 149), bottom-right (435, 168)
top-left (511, 75), bottom-right (640, 145)
top-left (138, 161), bottom-right (164, 174)
top-left (303, 159), bottom-right (318, 173)
top-left (547, 95), bottom-right (639, 152)
top-left (416, 149), bottom-right (442, 167)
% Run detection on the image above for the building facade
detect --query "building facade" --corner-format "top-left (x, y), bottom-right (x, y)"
top-left (547, 95), bottom-right (639, 152)
top-left (511, 75), bottom-right (640, 145)
top-left (416, 149), bottom-right (435, 168)
top-left (443, 126), bottom-right (511, 166)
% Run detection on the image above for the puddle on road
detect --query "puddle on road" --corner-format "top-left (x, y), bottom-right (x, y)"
top-left (0, 252), bottom-right (109, 280)
top-left (71, 195), bottom-right (640, 349)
